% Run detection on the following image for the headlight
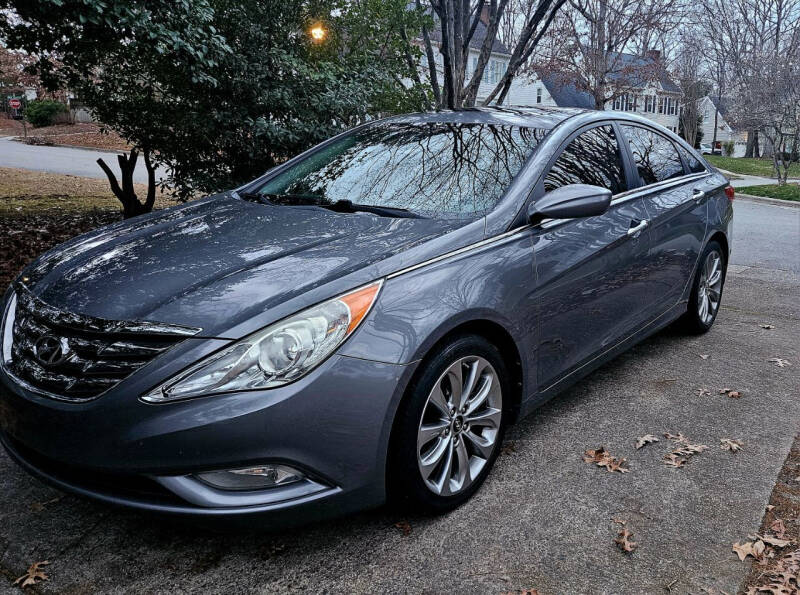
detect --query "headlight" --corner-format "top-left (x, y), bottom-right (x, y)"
top-left (1, 291), bottom-right (17, 368)
top-left (142, 280), bottom-right (382, 403)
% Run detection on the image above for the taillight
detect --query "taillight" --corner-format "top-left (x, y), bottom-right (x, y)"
top-left (725, 185), bottom-right (735, 201)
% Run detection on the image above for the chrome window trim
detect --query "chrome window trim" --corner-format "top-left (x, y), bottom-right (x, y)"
top-left (610, 171), bottom-right (711, 205)
top-left (385, 170), bottom-right (715, 280)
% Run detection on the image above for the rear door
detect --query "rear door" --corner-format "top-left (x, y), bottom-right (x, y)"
top-left (533, 123), bottom-right (655, 391)
top-left (618, 125), bottom-right (709, 315)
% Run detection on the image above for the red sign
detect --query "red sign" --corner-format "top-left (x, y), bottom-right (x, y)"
top-left (8, 99), bottom-right (21, 109)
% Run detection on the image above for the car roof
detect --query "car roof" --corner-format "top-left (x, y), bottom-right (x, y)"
top-left (383, 106), bottom-right (590, 130)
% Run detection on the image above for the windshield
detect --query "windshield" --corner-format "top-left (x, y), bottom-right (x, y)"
top-left (251, 122), bottom-right (549, 218)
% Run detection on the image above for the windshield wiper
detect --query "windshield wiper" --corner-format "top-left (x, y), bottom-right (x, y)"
top-left (236, 190), bottom-right (274, 204)
top-left (238, 192), bottom-right (425, 219)
top-left (324, 199), bottom-right (426, 219)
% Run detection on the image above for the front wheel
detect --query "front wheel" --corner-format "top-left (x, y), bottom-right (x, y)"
top-left (388, 335), bottom-right (509, 514)
top-left (680, 240), bottom-right (727, 333)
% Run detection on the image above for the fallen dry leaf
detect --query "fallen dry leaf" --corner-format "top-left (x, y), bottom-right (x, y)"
top-left (766, 505), bottom-right (775, 511)
top-left (720, 438), bottom-right (743, 452)
top-left (760, 324), bottom-right (776, 329)
top-left (663, 433), bottom-right (708, 467)
top-left (14, 561), bottom-right (49, 587)
top-left (719, 388), bottom-right (742, 398)
top-left (699, 354), bottom-right (710, 360)
top-left (696, 388), bottom-right (712, 396)
top-left (501, 441), bottom-right (518, 456)
top-left (611, 517), bottom-right (626, 525)
top-left (770, 519), bottom-right (786, 539)
top-left (30, 496), bottom-right (62, 513)
top-left (394, 520), bottom-right (412, 536)
top-left (583, 447), bottom-right (630, 473)
top-left (757, 534), bottom-right (793, 548)
top-left (635, 434), bottom-right (660, 449)
top-left (733, 540), bottom-right (766, 562)
top-left (663, 454), bottom-right (687, 468)
top-left (768, 358), bottom-right (791, 368)
top-left (614, 527), bottom-right (637, 553)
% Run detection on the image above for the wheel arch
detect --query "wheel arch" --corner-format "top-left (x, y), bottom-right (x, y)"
top-left (402, 316), bottom-right (526, 427)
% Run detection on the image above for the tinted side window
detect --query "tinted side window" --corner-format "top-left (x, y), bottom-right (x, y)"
top-left (621, 125), bottom-right (684, 185)
top-left (543, 125), bottom-right (627, 194)
top-left (679, 146), bottom-right (706, 174)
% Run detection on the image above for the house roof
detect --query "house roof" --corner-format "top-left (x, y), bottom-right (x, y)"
top-left (605, 51), bottom-right (681, 94)
top-left (409, 3), bottom-right (511, 55)
top-left (709, 96), bottom-right (731, 117)
top-left (540, 73), bottom-right (596, 109)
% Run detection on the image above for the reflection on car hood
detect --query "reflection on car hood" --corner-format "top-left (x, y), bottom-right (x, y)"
top-left (20, 195), bottom-right (463, 335)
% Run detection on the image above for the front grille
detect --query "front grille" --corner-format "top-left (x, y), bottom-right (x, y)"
top-left (5, 285), bottom-right (200, 402)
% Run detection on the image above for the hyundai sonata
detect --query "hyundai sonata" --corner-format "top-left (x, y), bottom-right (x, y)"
top-left (0, 108), bottom-right (733, 524)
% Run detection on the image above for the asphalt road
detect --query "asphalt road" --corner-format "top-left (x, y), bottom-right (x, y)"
top-left (0, 136), bottom-right (167, 184)
top-left (0, 198), bottom-right (798, 593)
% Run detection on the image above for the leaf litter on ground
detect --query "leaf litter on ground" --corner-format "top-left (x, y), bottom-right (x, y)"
top-left (582, 447), bottom-right (630, 473)
top-left (14, 561), bottom-right (49, 587)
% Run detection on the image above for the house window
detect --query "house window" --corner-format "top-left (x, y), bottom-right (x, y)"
top-left (536, 87), bottom-right (542, 104)
top-left (658, 96), bottom-right (664, 114)
top-left (613, 96), bottom-right (622, 110)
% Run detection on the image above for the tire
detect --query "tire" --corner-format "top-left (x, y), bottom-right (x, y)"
top-left (679, 240), bottom-right (727, 334)
top-left (387, 334), bottom-right (510, 514)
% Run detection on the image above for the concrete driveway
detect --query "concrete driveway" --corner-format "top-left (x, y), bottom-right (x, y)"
top-left (0, 198), bottom-right (798, 594)
top-left (0, 136), bottom-right (167, 184)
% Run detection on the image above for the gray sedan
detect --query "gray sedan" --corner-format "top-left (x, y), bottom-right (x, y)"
top-left (0, 107), bottom-right (733, 525)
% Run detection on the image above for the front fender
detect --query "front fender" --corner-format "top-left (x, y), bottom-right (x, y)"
top-left (339, 230), bottom-right (537, 396)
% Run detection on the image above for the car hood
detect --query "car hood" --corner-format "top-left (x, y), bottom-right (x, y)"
top-left (21, 195), bottom-right (466, 336)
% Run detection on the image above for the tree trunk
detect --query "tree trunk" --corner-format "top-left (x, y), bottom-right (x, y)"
top-left (97, 149), bottom-right (157, 218)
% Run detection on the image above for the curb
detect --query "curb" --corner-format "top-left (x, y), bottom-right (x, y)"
top-left (735, 192), bottom-right (800, 208)
top-left (7, 136), bottom-right (128, 154)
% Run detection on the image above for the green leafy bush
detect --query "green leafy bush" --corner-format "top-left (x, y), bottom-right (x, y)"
top-left (723, 140), bottom-right (735, 157)
top-left (24, 99), bottom-right (67, 127)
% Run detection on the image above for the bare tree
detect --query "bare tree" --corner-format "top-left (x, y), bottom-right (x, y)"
top-left (703, 0), bottom-right (800, 178)
top-left (674, 36), bottom-right (710, 147)
top-left (422, 0), bottom-right (565, 108)
top-left (537, 0), bottom-right (683, 109)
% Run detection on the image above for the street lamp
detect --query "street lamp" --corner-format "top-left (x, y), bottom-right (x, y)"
top-left (310, 24), bottom-right (327, 42)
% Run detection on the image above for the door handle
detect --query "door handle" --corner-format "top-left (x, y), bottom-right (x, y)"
top-left (693, 189), bottom-right (706, 203)
top-left (627, 219), bottom-right (649, 237)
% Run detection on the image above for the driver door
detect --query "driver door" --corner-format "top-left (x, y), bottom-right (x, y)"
top-left (532, 124), bottom-right (654, 390)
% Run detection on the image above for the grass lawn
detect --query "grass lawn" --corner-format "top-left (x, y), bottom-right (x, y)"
top-left (706, 155), bottom-right (800, 178)
top-left (0, 166), bottom-right (172, 217)
top-left (737, 184), bottom-right (800, 202)
top-left (1, 167), bottom-right (175, 287)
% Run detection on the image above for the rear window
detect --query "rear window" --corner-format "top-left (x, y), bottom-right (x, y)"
top-left (255, 122), bottom-right (549, 218)
top-left (679, 146), bottom-right (707, 174)
top-left (621, 125), bottom-right (684, 185)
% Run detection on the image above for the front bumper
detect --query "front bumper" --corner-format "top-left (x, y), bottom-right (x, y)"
top-left (0, 350), bottom-right (416, 526)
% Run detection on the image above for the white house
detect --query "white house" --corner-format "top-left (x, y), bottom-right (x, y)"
top-left (506, 53), bottom-right (682, 132)
top-left (416, 13), bottom-right (515, 105)
top-left (698, 96), bottom-right (747, 156)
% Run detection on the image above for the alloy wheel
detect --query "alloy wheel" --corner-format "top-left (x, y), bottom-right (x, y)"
top-left (698, 249), bottom-right (723, 325)
top-left (416, 356), bottom-right (502, 496)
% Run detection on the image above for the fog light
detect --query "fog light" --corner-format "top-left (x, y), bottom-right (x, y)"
top-left (196, 464), bottom-right (304, 491)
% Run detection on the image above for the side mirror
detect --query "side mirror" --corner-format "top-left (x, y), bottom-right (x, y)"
top-left (529, 184), bottom-right (612, 224)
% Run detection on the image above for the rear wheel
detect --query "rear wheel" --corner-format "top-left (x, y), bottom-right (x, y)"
top-left (388, 335), bottom-right (509, 513)
top-left (680, 240), bottom-right (726, 333)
